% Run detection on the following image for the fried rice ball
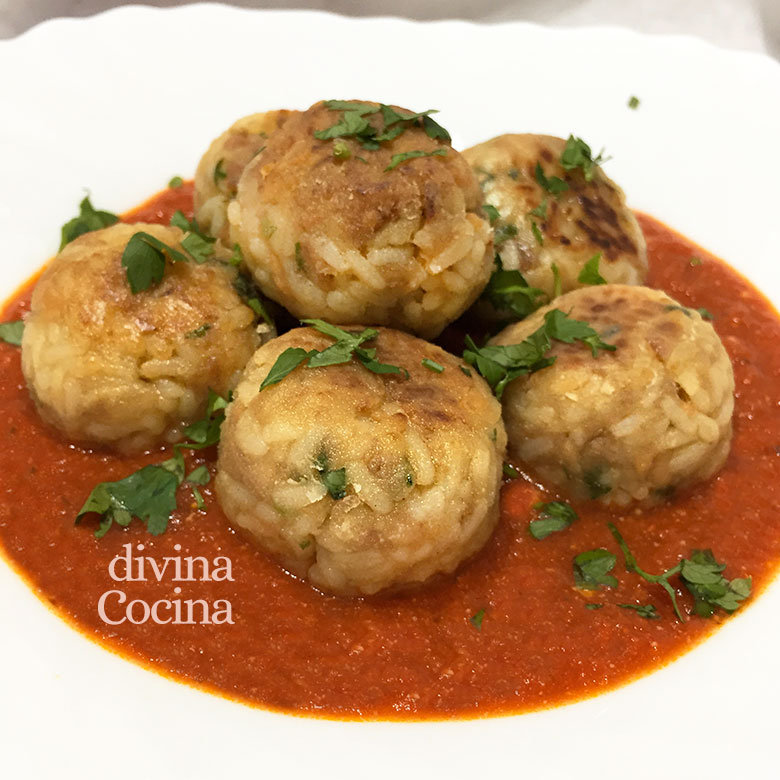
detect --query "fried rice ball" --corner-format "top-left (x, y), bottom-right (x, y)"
top-left (463, 134), bottom-right (647, 300)
top-left (216, 326), bottom-right (506, 596)
top-left (22, 223), bottom-right (260, 453)
top-left (228, 100), bottom-right (493, 339)
top-left (491, 285), bottom-right (734, 506)
top-left (194, 110), bottom-right (295, 248)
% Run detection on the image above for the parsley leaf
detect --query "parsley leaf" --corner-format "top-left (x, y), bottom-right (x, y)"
top-left (0, 320), bottom-right (24, 346)
top-left (470, 608), bottom-right (486, 631)
top-left (503, 463), bottom-right (520, 479)
top-left (422, 358), bottom-right (444, 373)
top-left (185, 323), bottom-right (211, 339)
top-left (385, 149), bottom-right (447, 171)
top-left (628, 95), bottom-right (640, 110)
top-left (422, 115), bottom-right (452, 142)
top-left (618, 603), bottom-right (659, 619)
top-left (213, 159), bottom-right (227, 184)
top-left (179, 389), bottom-right (230, 450)
top-left (464, 309), bottom-right (616, 398)
top-left (482, 204), bottom-right (500, 224)
top-left (528, 199), bottom-right (548, 220)
top-left (168, 175), bottom-right (183, 189)
top-left (77, 453), bottom-right (183, 538)
top-left (680, 549), bottom-right (752, 617)
top-left (315, 450), bottom-right (348, 500)
top-left (551, 263), bottom-right (562, 298)
top-left (577, 253), bottom-right (607, 285)
top-left (259, 347), bottom-right (311, 390)
top-left (332, 139), bottom-right (351, 160)
top-left (529, 501), bottom-right (578, 540)
top-left (535, 162), bottom-right (569, 196)
top-left (530, 220), bottom-right (544, 246)
top-left (560, 135), bottom-right (610, 182)
top-left (59, 196), bottom-right (119, 250)
top-left (494, 223), bottom-right (519, 246)
top-left (573, 549), bottom-right (618, 590)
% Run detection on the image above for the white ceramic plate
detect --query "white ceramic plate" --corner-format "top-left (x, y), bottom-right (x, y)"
top-left (1, 6), bottom-right (779, 779)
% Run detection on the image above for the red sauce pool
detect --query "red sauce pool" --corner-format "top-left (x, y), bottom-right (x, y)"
top-left (1, 189), bottom-right (779, 720)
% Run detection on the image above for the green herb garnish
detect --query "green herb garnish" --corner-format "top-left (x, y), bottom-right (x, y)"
top-left (168, 176), bottom-right (184, 188)
top-left (585, 603), bottom-right (604, 610)
top-left (213, 158), bottom-right (227, 184)
top-left (628, 95), bottom-right (640, 110)
top-left (385, 149), bottom-right (447, 171)
top-left (573, 549), bottom-right (618, 590)
top-left (185, 323), bottom-right (212, 339)
top-left (260, 320), bottom-right (407, 390)
top-left (503, 463), bottom-right (520, 479)
top-left (690, 257), bottom-right (703, 266)
top-left (535, 162), bottom-right (569, 196)
top-left (59, 196), bottom-right (119, 250)
top-left (0, 320), bottom-right (24, 346)
top-left (608, 522), bottom-right (752, 622)
top-left (560, 135), bottom-right (610, 182)
top-left (485, 267), bottom-right (546, 320)
top-left (530, 220), bottom-right (544, 246)
top-left (77, 392), bottom-right (230, 537)
top-left (421, 358), bottom-right (444, 373)
top-left (529, 501), bottom-right (578, 540)
top-left (233, 272), bottom-right (274, 327)
top-left (528, 199), bottom-right (548, 219)
top-left (577, 253), bottom-right (607, 285)
top-left (464, 309), bottom-right (616, 398)
top-left (332, 139), bottom-right (351, 160)
top-left (618, 603), bottom-right (659, 619)
top-left (482, 204), bottom-right (500, 224)
top-left (121, 232), bottom-right (189, 293)
top-left (470, 608), bottom-right (486, 631)
top-left (551, 263), bottom-right (562, 298)
top-left (315, 450), bottom-right (347, 500)
top-left (494, 223), bottom-right (519, 246)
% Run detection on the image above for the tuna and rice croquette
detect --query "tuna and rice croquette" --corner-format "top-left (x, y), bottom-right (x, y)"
top-left (21, 223), bottom-right (260, 453)
top-left (226, 101), bottom-right (493, 339)
top-left (463, 134), bottom-right (648, 300)
top-left (491, 285), bottom-right (734, 506)
top-left (216, 327), bottom-right (506, 596)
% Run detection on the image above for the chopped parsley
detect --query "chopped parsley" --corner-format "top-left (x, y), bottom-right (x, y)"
top-left (315, 100), bottom-right (451, 151)
top-left (618, 603), bottom-right (659, 619)
top-left (185, 323), bottom-right (212, 339)
top-left (76, 391), bottom-right (230, 538)
top-left (528, 199), bottom-right (548, 220)
top-left (459, 365), bottom-right (472, 377)
top-left (573, 549), bottom-right (618, 590)
top-left (463, 309), bottom-right (616, 398)
top-left (421, 358), bottom-right (445, 373)
top-left (213, 158), bottom-right (227, 184)
top-left (482, 204), bottom-right (501, 224)
top-left (502, 463), bottom-right (520, 479)
top-left (530, 220), bottom-right (544, 246)
top-left (551, 263), bottom-right (562, 298)
top-left (170, 210), bottom-right (216, 263)
top-left (59, 196), bottom-right (119, 250)
top-left (690, 256), bottom-right (703, 266)
top-left (185, 464), bottom-right (210, 511)
top-left (0, 320), bottom-right (24, 346)
top-left (560, 135), bottom-right (610, 182)
top-left (583, 468), bottom-right (611, 499)
top-left (315, 451), bottom-right (347, 500)
top-left (385, 149), bottom-right (447, 171)
top-left (260, 320), bottom-right (407, 390)
top-left (229, 243), bottom-right (243, 267)
top-left (121, 232), bottom-right (187, 293)
top-left (577, 253), bottom-right (607, 285)
top-left (469, 608), bottom-right (486, 631)
top-left (535, 162), bottom-right (569, 196)
top-left (233, 272), bottom-right (274, 327)
top-left (628, 95), bottom-right (640, 110)
top-left (697, 308), bottom-right (714, 321)
top-left (585, 603), bottom-right (604, 610)
top-left (493, 223), bottom-right (519, 246)
top-left (529, 501), bottom-right (578, 540)
top-left (484, 266), bottom-right (546, 320)
top-left (294, 241), bottom-right (305, 271)
top-left (608, 522), bottom-right (752, 622)
top-left (168, 175), bottom-right (184, 188)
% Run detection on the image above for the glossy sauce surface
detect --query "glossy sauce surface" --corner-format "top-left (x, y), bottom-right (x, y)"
top-left (1, 188), bottom-right (779, 719)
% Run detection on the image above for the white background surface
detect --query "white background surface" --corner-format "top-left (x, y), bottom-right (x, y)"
top-left (1, 5), bottom-right (780, 780)
top-left (1, 0), bottom-right (779, 56)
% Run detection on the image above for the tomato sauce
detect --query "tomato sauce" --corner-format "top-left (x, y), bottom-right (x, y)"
top-left (1, 189), bottom-right (779, 720)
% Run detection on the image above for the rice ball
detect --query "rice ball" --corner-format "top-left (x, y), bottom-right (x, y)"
top-left (194, 110), bottom-right (294, 248)
top-left (463, 134), bottom-right (647, 300)
top-left (491, 285), bottom-right (734, 505)
top-left (216, 326), bottom-right (506, 595)
top-left (22, 223), bottom-right (260, 453)
top-left (228, 100), bottom-right (493, 339)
